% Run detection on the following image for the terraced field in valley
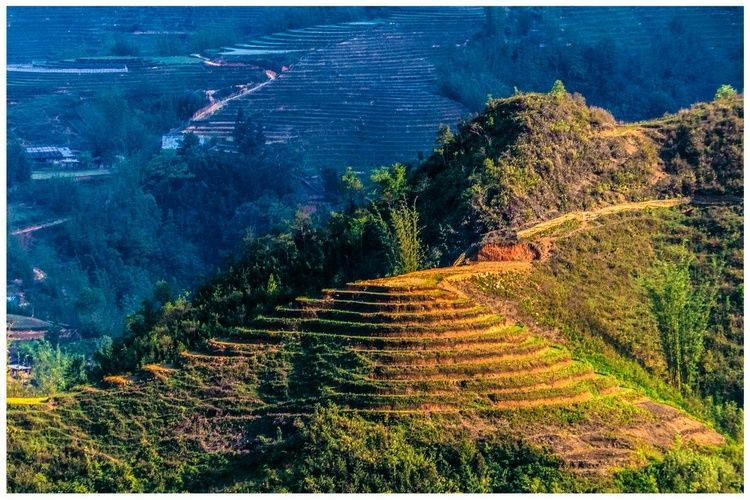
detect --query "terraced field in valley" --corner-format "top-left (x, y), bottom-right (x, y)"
top-left (187, 8), bottom-right (484, 170)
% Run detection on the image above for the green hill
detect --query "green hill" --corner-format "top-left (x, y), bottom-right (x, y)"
top-left (7, 90), bottom-right (743, 492)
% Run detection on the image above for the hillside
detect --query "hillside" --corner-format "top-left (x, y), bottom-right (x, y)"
top-left (414, 89), bottom-right (743, 263)
top-left (7, 92), bottom-right (743, 492)
top-left (7, 201), bottom-right (742, 492)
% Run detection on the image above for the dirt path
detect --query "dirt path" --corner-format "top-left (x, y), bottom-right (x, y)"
top-left (516, 197), bottom-right (688, 240)
top-left (364, 198), bottom-right (695, 292)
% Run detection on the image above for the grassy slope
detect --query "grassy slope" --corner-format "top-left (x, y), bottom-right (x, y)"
top-left (7, 203), bottom-right (743, 492)
top-left (470, 203), bottom-right (743, 419)
top-left (6, 93), bottom-right (743, 492)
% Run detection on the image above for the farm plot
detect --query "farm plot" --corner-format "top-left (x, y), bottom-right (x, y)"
top-left (187, 7), bottom-right (485, 170)
top-left (209, 279), bottom-right (616, 414)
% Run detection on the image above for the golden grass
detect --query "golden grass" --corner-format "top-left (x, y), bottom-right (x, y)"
top-left (7, 397), bottom-right (48, 405)
top-left (102, 375), bottom-right (132, 387)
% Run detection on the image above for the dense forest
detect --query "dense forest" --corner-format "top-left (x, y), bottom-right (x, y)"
top-left (437, 7), bottom-right (742, 121)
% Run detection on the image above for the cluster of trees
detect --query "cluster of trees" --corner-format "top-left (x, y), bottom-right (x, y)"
top-left (7, 98), bottom-right (302, 340)
top-left (7, 339), bottom-right (89, 396)
top-left (93, 162), bottom-right (425, 376)
top-left (642, 257), bottom-right (719, 393)
top-left (438, 7), bottom-right (742, 121)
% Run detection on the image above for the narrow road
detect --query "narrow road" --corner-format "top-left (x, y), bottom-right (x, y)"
top-left (11, 218), bottom-right (69, 236)
top-left (189, 72), bottom-right (277, 122)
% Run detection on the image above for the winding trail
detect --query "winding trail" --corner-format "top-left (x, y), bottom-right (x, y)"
top-left (516, 197), bottom-right (688, 240)
top-left (368, 197), bottom-right (693, 290)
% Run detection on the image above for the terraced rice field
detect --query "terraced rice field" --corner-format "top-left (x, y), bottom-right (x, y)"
top-left (187, 8), bottom-right (485, 170)
top-left (7, 58), bottom-right (266, 102)
top-left (207, 278), bottom-right (619, 413)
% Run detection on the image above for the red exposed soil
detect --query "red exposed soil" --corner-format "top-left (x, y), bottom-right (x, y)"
top-left (474, 242), bottom-right (542, 262)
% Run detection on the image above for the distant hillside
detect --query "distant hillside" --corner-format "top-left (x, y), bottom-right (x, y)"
top-left (438, 7), bottom-right (742, 121)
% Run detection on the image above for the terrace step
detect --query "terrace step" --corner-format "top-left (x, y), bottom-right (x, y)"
top-left (320, 287), bottom-right (454, 302)
top-left (207, 339), bottom-right (280, 356)
top-left (360, 338), bottom-right (548, 366)
top-left (251, 313), bottom-right (504, 335)
top-left (371, 347), bottom-right (570, 379)
top-left (275, 304), bottom-right (487, 323)
top-left (224, 324), bottom-right (528, 347)
top-left (342, 363), bottom-right (595, 394)
top-left (331, 380), bottom-right (599, 411)
top-left (295, 296), bottom-right (473, 312)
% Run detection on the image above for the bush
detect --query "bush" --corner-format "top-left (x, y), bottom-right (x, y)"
top-left (373, 200), bottom-right (423, 275)
top-left (616, 443), bottom-right (742, 493)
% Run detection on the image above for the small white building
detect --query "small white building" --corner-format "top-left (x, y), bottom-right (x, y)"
top-left (25, 146), bottom-right (79, 168)
top-left (161, 132), bottom-right (209, 150)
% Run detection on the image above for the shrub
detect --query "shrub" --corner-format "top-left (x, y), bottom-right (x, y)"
top-left (714, 84), bottom-right (738, 100)
top-left (617, 443), bottom-right (742, 493)
top-left (549, 79), bottom-right (567, 97)
top-left (373, 200), bottom-right (423, 275)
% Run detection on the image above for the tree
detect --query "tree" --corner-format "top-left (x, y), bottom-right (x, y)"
top-left (7, 139), bottom-right (32, 187)
top-left (714, 84), bottom-right (738, 101)
top-left (16, 340), bottom-right (86, 395)
top-left (373, 200), bottom-right (423, 275)
top-left (233, 108), bottom-right (265, 157)
top-left (370, 163), bottom-right (409, 206)
top-left (178, 132), bottom-right (200, 155)
top-left (549, 80), bottom-right (567, 97)
top-left (642, 257), bottom-right (718, 391)
top-left (341, 166), bottom-right (364, 209)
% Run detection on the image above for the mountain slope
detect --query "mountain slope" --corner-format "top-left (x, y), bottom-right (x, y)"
top-left (7, 92), bottom-right (743, 492)
top-left (414, 90), bottom-right (742, 263)
top-left (8, 199), bottom-right (741, 492)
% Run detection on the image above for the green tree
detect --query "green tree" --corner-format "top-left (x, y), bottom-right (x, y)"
top-left (549, 79), bottom-right (567, 97)
top-left (341, 166), bottom-right (363, 209)
top-left (642, 257), bottom-right (718, 391)
top-left (714, 84), bottom-right (738, 101)
top-left (370, 163), bottom-right (409, 206)
top-left (373, 200), bottom-right (422, 275)
top-left (16, 340), bottom-right (86, 395)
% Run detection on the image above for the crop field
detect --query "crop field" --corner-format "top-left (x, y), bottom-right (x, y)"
top-left (213, 273), bottom-right (615, 413)
top-left (185, 8), bottom-right (484, 170)
top-left (190, 257), bottom-right (725, 474)
top-left (8, 7), bottom-right (740, 167)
